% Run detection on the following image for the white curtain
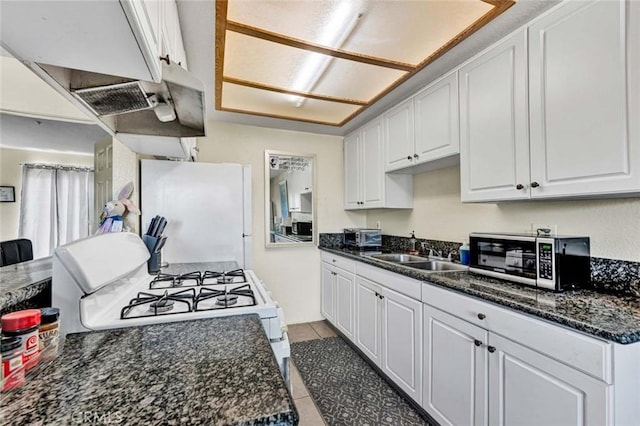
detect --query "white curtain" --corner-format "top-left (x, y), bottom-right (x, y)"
top-left (19, 164), bottom-right (94, 259)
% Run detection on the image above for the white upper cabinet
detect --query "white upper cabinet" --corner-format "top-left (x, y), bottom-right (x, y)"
top-left (121, 0), bottom-right (163, 81)
top-left (344, 117), bottom-right (413, 210)
top-left (528, 0), bottom-right (639, 198)
top-left (384, 98), bottom-right (415, 171)
top-left (384, 72), bottom-right (461, 174)
top-left (1, 0), bottom-right (187, 83)
top-left (414, 71), bottom-right (460, 166)
top-left (161, 0), bottom-right (188, 69)
top-left (460, 0), bottom-right (640, 202)
top-left (459, 29), bottom-right (530, 202)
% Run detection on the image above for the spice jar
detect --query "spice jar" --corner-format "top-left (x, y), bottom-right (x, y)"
top-left (1, 336), bottom-right (25, 391)
top-left (39, 307), bottom-right (60, 362)
top-left (1, 309), bottom-right (41, 370)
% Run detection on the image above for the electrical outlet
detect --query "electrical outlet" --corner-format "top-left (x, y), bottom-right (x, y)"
top-left (376, 221), bottom-right (381, 230)
top-left (531, 224), bottom-right (558, 236)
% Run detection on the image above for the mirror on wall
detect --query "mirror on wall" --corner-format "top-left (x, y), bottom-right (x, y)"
top-left (265, 150), bottom-right (316, 247)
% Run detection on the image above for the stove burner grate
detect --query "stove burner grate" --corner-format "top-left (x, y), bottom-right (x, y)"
top-left (194, 283), bottom-right (256, 311)
top-left (149, 271), bottom-right (202, 289)
top-left (121, 288), bottom-right (196, 319)
top-left (202, 269), bottom-right (246, 284)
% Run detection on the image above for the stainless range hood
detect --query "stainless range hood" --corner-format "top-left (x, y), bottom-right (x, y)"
top-left (64, 61), bottom-right (205, 138)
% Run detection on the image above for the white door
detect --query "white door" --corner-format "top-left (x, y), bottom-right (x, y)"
top-left (423, 306), bottom-right (488, 426)
top-left (335, 270), bottom-right (355, 340)
top-left (94, 138), bottom-right (113, 231)
top-left (343, 132), bottom-right (361, 210)
top-left (459, 29), bottom-right (530, 202)
top-left (380, 285), bottom-right (422, 403)
top-left (361, 117), bottom-right (384, 208)
top-left (528, 0), bottom-right (640, 198)
top-left (384, 98), bottom-right (415, 172)
top-left (355, 276), bottom-right (381, 365)
top-left (320, 264), bottom-right (336, 324)
top-left (414, 71), bottom-right (460, 164)
top-left (488, 333), bottom-right (611, 426)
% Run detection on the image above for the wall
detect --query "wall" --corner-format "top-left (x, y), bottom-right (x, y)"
top-left (197, 121), bottom-right (365, 324)
top-left (366, 165), bottom-right (640, 262)
top-left (0, 147), bottom-right (94, 241)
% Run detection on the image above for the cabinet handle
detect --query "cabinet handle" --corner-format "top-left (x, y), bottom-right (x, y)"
top-left (477, 313), bottom-right (486, 320)
top-left (487, 346), bottom-right (496, 353)
top-left (474, 339), bottom-right (483, 347)
top-left (379, 294), bottom-right (384, 300)
top-left (413, 153), bottom-right (419, 159)
top-left (332, 259), bottom-right (336, 263)
top-left (407, 155), bottom-right (412, 160)
top-left (531, 182), bottom-right (540, 188)
top-left (516, 184), bottom-right (524, 190)
top-left (374, 292), bottom-right (379, 297)
top-left (159, 54), bottom-right (171, 64)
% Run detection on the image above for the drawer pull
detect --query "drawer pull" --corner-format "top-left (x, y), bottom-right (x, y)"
top-left (378, 294), bottom-right (384, 300)
top-left (487, 346), bottom-right (496, 353)
top-left (407, 155), bottom-right (412, 160)
top-left (531, 181), bottom-right (540, 188)
top-left (474, 339), bottom-right (482, 347)
top-left (477, 313), bottom-right (486, 320)
top-left (516, 184), bottom-right (524, 190)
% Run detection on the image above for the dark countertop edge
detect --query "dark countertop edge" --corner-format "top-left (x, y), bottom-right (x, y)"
top-left (0, 278), bottom-right (51, 311)
top-left (318, 246), bottom-right (639, 345)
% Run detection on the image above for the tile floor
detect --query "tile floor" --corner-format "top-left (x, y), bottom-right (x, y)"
top-left (288, 321), bottom-right (337, 425)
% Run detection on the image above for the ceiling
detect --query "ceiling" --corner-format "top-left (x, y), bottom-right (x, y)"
top-left (216, 0), bottom-right (509, 127)
top-left (177, 0), bottom-right (559, 136)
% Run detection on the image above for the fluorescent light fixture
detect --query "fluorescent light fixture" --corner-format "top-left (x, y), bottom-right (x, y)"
top-left (289, 1), bottom-right (363, 107)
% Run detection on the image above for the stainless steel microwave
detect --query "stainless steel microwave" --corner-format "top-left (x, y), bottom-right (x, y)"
top-left (469, 232), bottom-right (590, 291)
top-left (343, 228), bottom-right (382, 250)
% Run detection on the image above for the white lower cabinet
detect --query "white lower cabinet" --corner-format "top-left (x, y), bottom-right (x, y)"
top-left (423, 304), bottom-right (611, 426)
top-left (320, 261), bottom-right (355, 340)
top-left (353, 274), bottom-right (423, 404)
top-left (423, 305), bottom-right (488, 426)
top-left (489, 333), bottom-right (610, 426)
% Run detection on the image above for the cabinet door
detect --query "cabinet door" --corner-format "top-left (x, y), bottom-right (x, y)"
top-left (335, 270), bottom-right (355, 341)
top-left (488, 334), bottom-right (611, 426)
top-left (529, 0), bottom-right (640, 198)
top-left (380, 285), bottom-right (422, 403)
top-left (344, 132), bottom-right (361, 210)
top-left (384, 98), bottom-right (415, 172)
top-left (361, 118), bottom-right (384, 208)
top-left (121, 0), bottom-right (163, 82)
top-left (414, 72), bottom-right (460, 164)
top-left (423, 306), bottom-right (488, 426)
top-left (355, 276), bottom-right (382, 366)
top-left (320, 264), bottom-right (336, 324)
top-left (459, 29), bottom-right (530, 202)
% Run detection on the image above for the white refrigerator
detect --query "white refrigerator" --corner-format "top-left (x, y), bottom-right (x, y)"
top-left (140, 160), bottom-right (252, 268)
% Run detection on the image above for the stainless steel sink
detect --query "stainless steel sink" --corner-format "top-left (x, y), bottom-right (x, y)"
top-left (370, 254), bottom-right (426, 263)
top-left (402, 260), bottom-right (468, 272)
top-left (368, 253), bottom-right (468, 272)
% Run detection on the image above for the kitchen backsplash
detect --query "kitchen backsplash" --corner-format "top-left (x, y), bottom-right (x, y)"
top-left (318, 233), bottom-right (640, 298)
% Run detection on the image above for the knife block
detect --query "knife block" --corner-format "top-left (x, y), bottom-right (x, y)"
top-left (142, 235), bottom-right (162, 274)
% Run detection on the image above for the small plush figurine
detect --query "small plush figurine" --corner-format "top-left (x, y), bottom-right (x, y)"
top-left (96, 182), bottom-right (141, 234)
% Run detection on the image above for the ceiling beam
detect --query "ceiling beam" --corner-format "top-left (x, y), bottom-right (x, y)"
top-left (338, 1), bottom-right (515, 126)
top-left (214, 0), bottom-right (228, 111)
top-left (219, 106), bottom-right (345, 127)
top-left (223, 77), bottom-right (368, 106)
top-left (226, 20), bottom-right (416, 72)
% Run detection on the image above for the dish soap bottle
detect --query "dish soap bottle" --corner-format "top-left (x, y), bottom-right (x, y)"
top-left (409, 231), bottom-right (419, 255)
top-left (459, 242), bottom-right (470, 265)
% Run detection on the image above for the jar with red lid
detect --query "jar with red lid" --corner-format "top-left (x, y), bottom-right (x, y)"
top-left (1, 309), bottom-right (41, 370)
top-left (1, 336), bottom-right (25, 391)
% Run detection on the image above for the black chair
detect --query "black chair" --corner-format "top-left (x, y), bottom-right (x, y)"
top-left (0, 239), bottom-right (34, 267)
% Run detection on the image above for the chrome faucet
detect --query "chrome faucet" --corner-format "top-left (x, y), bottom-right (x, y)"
top-left (429, 248), bottom-right (443, 258)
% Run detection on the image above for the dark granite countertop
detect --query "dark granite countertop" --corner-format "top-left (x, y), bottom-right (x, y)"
top-left (0, 257), bottom-right (52, 310)
top-left (1, 314), bottom-right (298, 425)
top-left (319, 246), bottom-right (640, 344)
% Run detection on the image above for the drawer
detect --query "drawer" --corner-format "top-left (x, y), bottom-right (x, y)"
top-left (422, 282), bottom-right (612, 383)
top-left (357, 262), bottom-right (421, 301)
top-left (321, 252), bottom-right (356, 274)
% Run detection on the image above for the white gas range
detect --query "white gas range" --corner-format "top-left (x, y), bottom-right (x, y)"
top-left (51, 232), bottom-right (290, 385)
